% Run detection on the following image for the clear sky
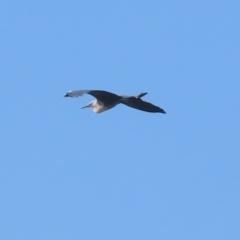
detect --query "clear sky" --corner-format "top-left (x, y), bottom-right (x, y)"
top-left (1, 1), bottom-right (240, 239)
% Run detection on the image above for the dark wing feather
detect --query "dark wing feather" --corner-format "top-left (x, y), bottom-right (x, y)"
top-left (121, 97), bottom-right (166, 113)
top-left (87, 90), bottom-right (121, 105)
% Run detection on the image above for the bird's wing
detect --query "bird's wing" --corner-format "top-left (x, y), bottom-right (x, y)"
top-left (121, 97), bottom-right (166, 113)
top-left (64, 89), bottom-right (121, 105)
top-left (64, 90), bottom-right (91, 97)
top-left (87, 90), bottom-right (121, 105)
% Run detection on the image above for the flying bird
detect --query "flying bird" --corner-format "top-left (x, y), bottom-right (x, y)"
top-left (64, 89), bottom-right (166, 114)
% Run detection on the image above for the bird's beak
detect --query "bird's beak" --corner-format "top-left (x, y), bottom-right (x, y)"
top-left (81, 103), bottom-right (91, 109)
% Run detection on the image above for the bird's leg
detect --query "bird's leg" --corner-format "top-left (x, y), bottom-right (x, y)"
top-left (136, 92), bottom-right (148, 98)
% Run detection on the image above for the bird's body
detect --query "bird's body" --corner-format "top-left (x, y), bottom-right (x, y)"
top-left (64, 89), bottom-right (166, 114)
top-left (87, 99), bottom-right (118, 113)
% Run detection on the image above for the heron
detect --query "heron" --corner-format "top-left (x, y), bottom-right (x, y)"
top-left (64, 89), bottom-right (166, 114)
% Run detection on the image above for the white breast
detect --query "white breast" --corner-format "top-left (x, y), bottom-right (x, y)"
top-left (93, 101), bottom-right (118, 113)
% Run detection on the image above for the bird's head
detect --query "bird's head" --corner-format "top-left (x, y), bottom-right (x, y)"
top-left (81, 100), bottom-right (96, 109)
top-left (81, 102), bottom-right (92, 109)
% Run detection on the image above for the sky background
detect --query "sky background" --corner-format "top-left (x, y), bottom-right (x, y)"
top-left (1, 1), bottom-right (240, 239)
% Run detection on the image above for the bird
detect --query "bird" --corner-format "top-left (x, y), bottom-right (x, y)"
top-left (64, 89), bottom-right (166, 114)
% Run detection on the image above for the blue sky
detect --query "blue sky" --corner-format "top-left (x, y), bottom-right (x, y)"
top-left (1, 1), bottom-right (240, 239)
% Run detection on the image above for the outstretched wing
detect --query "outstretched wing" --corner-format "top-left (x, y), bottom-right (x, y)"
top-left (121, 97), bottom-right (166, 113)
top-left (87, 90), bottom-right (121, 105)
top-left (64, 89), bottom-right (121, 105)
top-left (65, 89), bottom-right (93, 98)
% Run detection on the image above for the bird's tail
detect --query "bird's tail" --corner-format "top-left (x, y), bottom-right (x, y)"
top-left (136, 92), bottom-right (148, 98)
